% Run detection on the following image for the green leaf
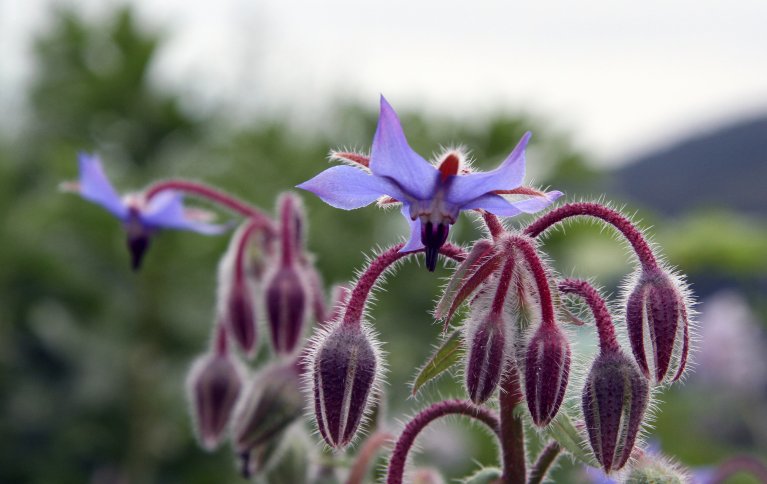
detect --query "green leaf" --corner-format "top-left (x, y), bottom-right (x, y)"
top-left (544, 413), bottom-right (596, 466)
top-left (411, 329), bottom-right (463, 396)
top-left (461, 467), bottom-right (502, 483)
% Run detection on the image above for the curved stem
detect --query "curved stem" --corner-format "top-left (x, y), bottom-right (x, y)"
top-left (145, 180), bottom-right (274, 226)
top-left (523, 202), bottom-right (658, 271)
top-left (386, 400), bottom-right (501, 484)
top-left (528, 441), bottom-right (561, 484)
top-left (342, 243), bottom-right (466, 329)
top-left (234, 218), bottom-right (271, 283)
top-left (558, 279), bottom-right (619, 354)
top-left (499, 360), bottom-right (526, 484)
top-left (509, 236), bottom-right (555, 328)
top-left (490, 255), bottom-right (516, 318)
top-left (346, 431), bottom-right (393, 484)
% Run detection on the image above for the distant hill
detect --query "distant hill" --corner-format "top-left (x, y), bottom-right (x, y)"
top-left (609, 115), bottom-right (767, 217)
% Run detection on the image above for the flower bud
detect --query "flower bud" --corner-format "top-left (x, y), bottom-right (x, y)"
top-left (233, 361), bottom-right (304, 453)
top-left (312, 324), bottom-right (378, 448)
top-left (625, 452), bottom-right (690, 484)
top-left (582, 350), bottom-right (649, 473)
top-left (265, 264), bottom-right (309, 353)
top-left (186, 345), bottom-right (244, 451)
top-left (626, 269), bottom-right (690, 384)
top-left (464, 311), bottom-right (506, 404)
top-left (524, 323), bottom-right (571, 426)
top-left (226, 283), bottom-right (258, 355)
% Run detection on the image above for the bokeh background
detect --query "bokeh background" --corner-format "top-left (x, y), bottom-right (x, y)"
top-left (1, 1), bottom-right (766, 483)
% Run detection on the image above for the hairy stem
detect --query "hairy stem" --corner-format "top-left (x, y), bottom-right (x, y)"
top-left (528, 441), bottom-right (561, 484)
top-left (509, 236), bottom-right (555, 328)
top-left (145, 180), bottom-right (274, 225)
top-left (386, 400), bottom-right (501, 484)
top-left (558, 279), bottom-right (620, 354)
top-left (523, 202), bottom-right (658, 271)
top-left (278, 194), bottom-right (297, 266)
top-left (480, 210), bottom-right (506, 240)
top-left (342, 243), bottom-right (466, 329)
top-left (234, 218), bottom-right (271, 283)
top-left (346, 431), bottom-right (393, 484)
top-left (499, 361), bottom-right (526, 484)
top-left (490, 255), bottom-right (516, 318)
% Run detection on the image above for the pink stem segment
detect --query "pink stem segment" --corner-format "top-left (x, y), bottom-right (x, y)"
top-left (558, 278), bottom-right (620, 354)
top-left (386, 400), bottom-right (501, 484)
top-left (479, 210), bottom-right (506, 241)
top-left (145, 180), bottom-right (274, 228)
top-left (499, 360), bottom-right (526, 484)
top-left (523, 202), bottom-right (658, 271)
top-left (346, 431), bottom-right (393, 484)
top-left (342, 243), bottom-right (467, 329)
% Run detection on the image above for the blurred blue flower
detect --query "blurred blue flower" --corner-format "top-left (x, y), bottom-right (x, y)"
top-left (298, 96), bottom-right (562, 271)
top-left (66, 153), bottom-right (227, 269)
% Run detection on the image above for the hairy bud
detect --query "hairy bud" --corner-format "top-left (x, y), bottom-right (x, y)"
top-left (266, 265), bottom-right (308, 354)
top-left (626, 269), bottom-right (690, 384)
top-left (464, 311), bottom-right (506, 404)
top-left (524, 323), bottom-right (571, 426)
top-left (312, 324), bottom-right (378, 448)
top-left (582, 350), bottom-right (649, 473)
top-left (625, 452), bottom-right (690, 484)
top-left (186, 345), bottom-right (243, 451)
top-left (233, 361), bottom-right (304, 453)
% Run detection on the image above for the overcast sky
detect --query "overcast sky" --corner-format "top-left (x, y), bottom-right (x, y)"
top-left (3, 0), bottom-right (767, 165)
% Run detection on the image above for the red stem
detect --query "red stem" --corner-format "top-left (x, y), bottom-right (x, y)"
top-left (145, 180), bottom-right (274, 227)
top-left (523, 202), bottom-right (658, 271)
top-left (509, 236), bottom-right (555, 328)
top-left (214, 323), bottom-right (228, 357)
top-left (480, 210), bottom-right (506, 240)
top-left (557, 278), bottom-right (620, 354)
top-left (278, 195), bottom-right (297, 267)
top-left (500, 360), bottom-right (526, 484)
top-left (342, 243), bottom-right (466, 329)
top-left (490, 255), bottom-right (516, 318)
top-left (386, 400), bottom-right (501, 484)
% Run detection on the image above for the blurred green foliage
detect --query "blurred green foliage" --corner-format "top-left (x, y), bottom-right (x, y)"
top-left (1, 5), bottom-right (765, 484)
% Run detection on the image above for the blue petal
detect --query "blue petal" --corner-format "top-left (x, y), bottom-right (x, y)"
top-left (398, 205), bottom-right (424, 252)
top-left (297, 165), bottom-right (408, 210)
top-left (77, 153), bottom-right (128, 219)
top-left (141, 192), bottom-right (227, 234)
top-left (369, 96), bottom-right (437, 200)
top-left (461, 190), bottom-right (562, 216)
top-left (446, 132), bottom-right (531, 206)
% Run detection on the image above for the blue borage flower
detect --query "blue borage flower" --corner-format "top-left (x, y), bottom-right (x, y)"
top-left (297, 96), bottom-right (563, 271)
top-left (65, 153), bottom-right (227, 269)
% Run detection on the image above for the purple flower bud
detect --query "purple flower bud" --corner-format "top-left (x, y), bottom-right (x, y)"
top-left (626, 269), bottom-right (690, 384)
top-left (226, 283), bottom-right (258, 355)
top-left (312, 324), bottom-right (378, 448)
top-left (524, 323), bottom-right (571, 426)
top-left (233, 361), bottom-right (304, 453)
top-left (582, 350), bottom-right (649, 473)
top-left (186, 335), bottom-right (243, 451)
top-left (265, 265), bottom-right (308, 354)
top-left (465, 312), bottom-right (506, 404)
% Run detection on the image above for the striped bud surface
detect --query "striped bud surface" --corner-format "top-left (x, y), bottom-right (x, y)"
top-left (233, 362), bottom-right (304, 453)
top-left (266, 265), bottom-right (308, 354)
top-left (187, 351), bottom-right (243, 451)
top-left (626, 269), bottom-right (689, 384)
top-left (582, 350), bottom-right (650, 473)
top-left (524, 323), bottom-right (571, 426)
top-left (464, 313), bottom-right (506, 404)
top-left (313, 325), bottom-right (377, 448)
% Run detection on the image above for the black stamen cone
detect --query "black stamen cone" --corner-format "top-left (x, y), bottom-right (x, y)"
top-left (421, 222), bottom-right (449, 272)
top-left (127, 234), bottom-right (150, 271)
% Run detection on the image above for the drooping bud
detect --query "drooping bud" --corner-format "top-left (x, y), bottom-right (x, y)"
top-left (626, 268), bottom-right (690, 384)
top-left (582, 350), bottom-right (650, 473)
top-left (217, 221), bottom-right (265, 356)
top-left (233, 360), bottom-right (304, 454)
top-left (265, 265), bottom-right (308, 353)
top-left (312, 324), bottom-right (378, 448)
top-left (524, 323), bottom-right (571, 426)
top-left (421, 221), bottom-right (450, 272)
top-left (464, 311), bottom-right (506, 404)
top-left (186, 327), bottom-right (243, 451)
